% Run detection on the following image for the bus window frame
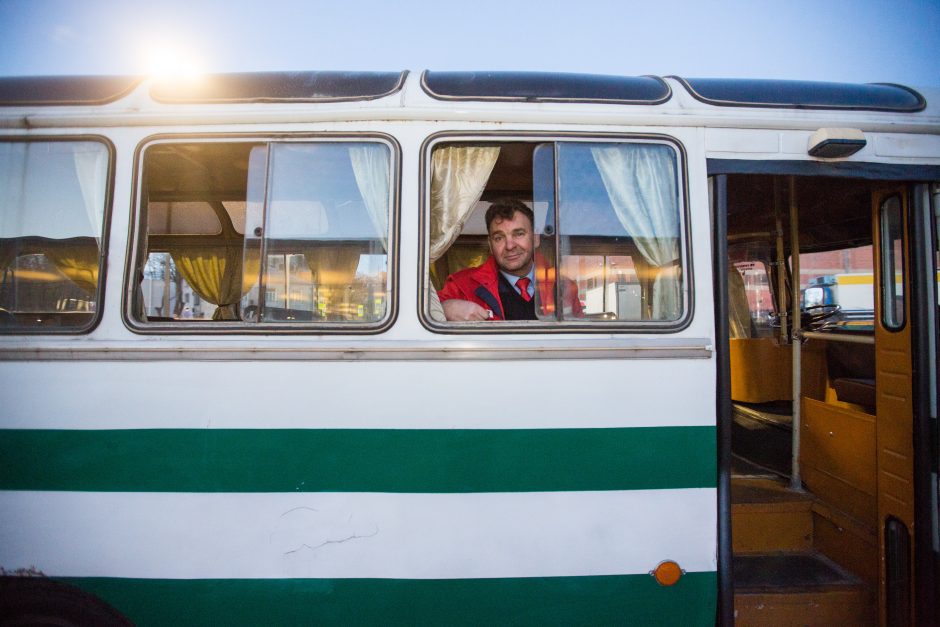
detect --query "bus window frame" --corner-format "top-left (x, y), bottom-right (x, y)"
top-left (122, 132), bottom-right (401, 335)
top-left (418, 131), bottom-right (693, 334)
top-left (0, 135), bottom-right (116, 335)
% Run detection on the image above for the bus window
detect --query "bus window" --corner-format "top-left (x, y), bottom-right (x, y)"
top-left (427, 138), bottom-right (686, 327)
top-left (798, 244), bottom-right (874, 331)
top-left (0, 140), bottom-right (110, 332)
top-left (879, 195), bottom-right (905, 329)
top-left (728, 240), bottom-right (776, 338)
top-left (132, 139), bottom-right (394, 329)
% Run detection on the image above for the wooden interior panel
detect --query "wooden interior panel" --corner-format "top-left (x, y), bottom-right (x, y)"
top-left (801, 397), bottom-right (877, 527)
top-left (735, 589), bottom-right (875, 627)
top-left (799, 340), bottom-right (828, 402)
top-left (812, 507), bottom-right (879, 587)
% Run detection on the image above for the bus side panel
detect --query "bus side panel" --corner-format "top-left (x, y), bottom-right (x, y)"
top-left (0, 357), bottom-right (717, 625)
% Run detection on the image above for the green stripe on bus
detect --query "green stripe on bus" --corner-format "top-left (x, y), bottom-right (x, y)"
top-left (0, 426), bottom-right (716, 493)
top-left (61, 573), bottom-right (717, 626)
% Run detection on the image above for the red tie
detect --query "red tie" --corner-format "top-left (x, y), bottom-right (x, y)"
top-left (516, 277), bottom-right (532, 302)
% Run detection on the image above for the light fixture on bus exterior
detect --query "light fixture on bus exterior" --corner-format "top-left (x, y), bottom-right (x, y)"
top-left (807, 128), bottom-right (867, 158)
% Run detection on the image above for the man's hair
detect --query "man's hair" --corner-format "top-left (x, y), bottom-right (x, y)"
top-left (485, 198), bottom-right (534, 233)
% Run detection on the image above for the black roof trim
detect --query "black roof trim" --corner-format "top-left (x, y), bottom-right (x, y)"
top-left (421, 71), bottom-right (672, 105)
top-left (672, 77), bottom-right (926, 112)
top-left (150, 71), bottom-right (408, 104)
top-left (0, 75), bottom-right (143, 106)
top-left (708, 159), bottom-right (940, 181)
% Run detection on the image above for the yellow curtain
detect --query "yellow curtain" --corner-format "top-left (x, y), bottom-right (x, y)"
top-left (171, 246), bottom-right (242, 320)
top-left (44, 242), bottom-right (100, 295)
top-left (303, 245), bottom-right (361, 288)
top-left (430, 245), bottom-right (488, 290)
top-left (241, 247), bottom-right (262, 296)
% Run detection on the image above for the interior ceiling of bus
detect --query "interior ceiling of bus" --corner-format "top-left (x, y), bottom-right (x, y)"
top-left (727, 174), bottom-right (875, 252)
top-left (479, 143), bottom-right (533, 199)
top-left (145, 143), bottom-right (253, 201)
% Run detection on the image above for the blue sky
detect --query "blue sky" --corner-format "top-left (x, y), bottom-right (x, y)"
top-left (0, 0), bottom-right (937, 86)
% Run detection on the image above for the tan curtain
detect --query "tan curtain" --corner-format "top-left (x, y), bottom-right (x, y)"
top-left (304, 245), bottom-right (361, 287)
top-left (171, 246), bottom-right (242, 320)
top-left (44, 241), bottom-right (100, 295)
top-left (429, 146), bottom-right (500, 261)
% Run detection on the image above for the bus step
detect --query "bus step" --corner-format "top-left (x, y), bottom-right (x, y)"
top-left (732, 477), bottom-right (813, 553)
top-left (733, 552), bottom-right (874, 626)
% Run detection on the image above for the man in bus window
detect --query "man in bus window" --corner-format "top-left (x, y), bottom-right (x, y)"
top-left (439, 198), bottom-right (583, 321)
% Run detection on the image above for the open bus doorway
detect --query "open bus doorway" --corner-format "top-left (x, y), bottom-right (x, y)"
top-left (715, 171), bottom-right (939, 626)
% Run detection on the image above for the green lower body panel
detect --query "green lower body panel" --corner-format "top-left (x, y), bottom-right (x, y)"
top-left (0, 426), bottom-right (716, 493)
top-left (64, 573), bottom-right (718, 626)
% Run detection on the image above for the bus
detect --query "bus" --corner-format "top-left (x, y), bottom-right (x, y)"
top-left (0, 70), bottom-right (938, 626)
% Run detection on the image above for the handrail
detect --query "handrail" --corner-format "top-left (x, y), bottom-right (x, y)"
top-left (788, 176), bottom-right (802, 491)
top-left (801, 330), bottom-right (876, 345)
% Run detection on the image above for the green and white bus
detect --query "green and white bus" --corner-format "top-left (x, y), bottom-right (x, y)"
top-left (0, 71), bottom-right (938, 626)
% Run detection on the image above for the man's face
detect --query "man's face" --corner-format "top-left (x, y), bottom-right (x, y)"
top-left (488, 210), bottom-right (540, 277)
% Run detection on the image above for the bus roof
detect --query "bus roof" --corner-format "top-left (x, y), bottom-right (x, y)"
top-left (0, 70), bottom-right (928, 111)
top-left (0, 71), bottom-right (936, 137)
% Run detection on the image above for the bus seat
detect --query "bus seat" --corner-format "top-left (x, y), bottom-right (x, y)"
top-left (826, 340), bottom-right (875, 413)
top-left (729, 337), bottom-right (793, 404)
top-left (831, 377), bottom-right (876, 411)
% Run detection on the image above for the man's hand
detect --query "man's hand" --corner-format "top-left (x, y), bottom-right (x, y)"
top-left (442, 299), bottom-right (491, 321)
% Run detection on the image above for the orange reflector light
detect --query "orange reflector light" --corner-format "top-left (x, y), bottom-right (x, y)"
top-left (650, 560), bottom-right (683, 586)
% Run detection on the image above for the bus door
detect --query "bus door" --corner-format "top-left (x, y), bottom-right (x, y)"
top-left (874, 187), bottom-right (915, 625)
top-left (873, 184), bottom-right (940, 627)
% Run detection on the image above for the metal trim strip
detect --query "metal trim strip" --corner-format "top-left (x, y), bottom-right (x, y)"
top-left (0, 338), bottom-right (713, 361)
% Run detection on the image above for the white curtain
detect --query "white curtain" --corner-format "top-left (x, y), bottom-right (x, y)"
top-left (349, 144), bottom-right (390, 251)
top-left (0, 143), bottom-right (27, 239)
top-left (0, 142), bottom-right (106, 241)
top-left (72, 144), bottom-right (108, 246)
top-left (429, 145), bottom-right (500, 261)
top-left (590, 144), bottom-right (681, 319)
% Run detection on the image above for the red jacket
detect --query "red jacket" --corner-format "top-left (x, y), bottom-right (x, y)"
top-left (438, 255), bottom-right (584, 321)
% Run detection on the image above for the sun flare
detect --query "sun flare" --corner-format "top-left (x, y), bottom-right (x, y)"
top-left (143, 43), bottom-right (204, 80)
